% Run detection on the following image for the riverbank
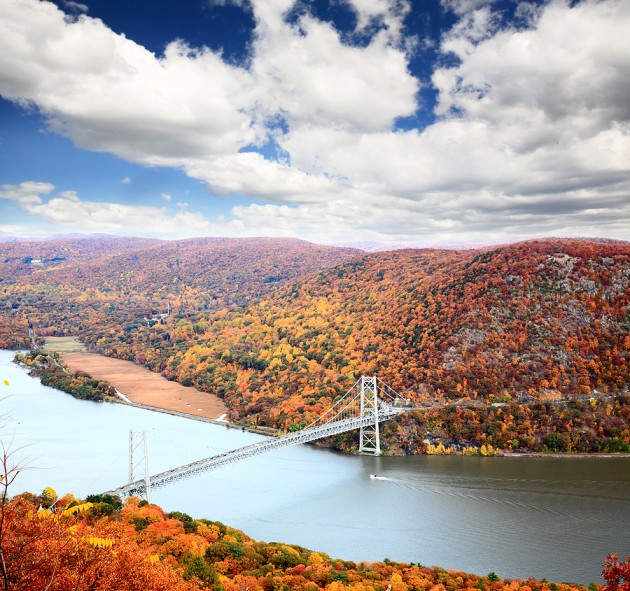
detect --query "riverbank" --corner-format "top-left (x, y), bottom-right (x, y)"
top-left (501, 451), bottom-right (630, 458)
top-left (7, 345), bottom-right (630, 457)
top-left (112, 397), bottom-right (279, 436)
top-left (4, 345), bottom-right (284, 436)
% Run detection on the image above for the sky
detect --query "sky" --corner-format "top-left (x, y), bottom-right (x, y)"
top-left (0, 0), bottom-right (628, 245)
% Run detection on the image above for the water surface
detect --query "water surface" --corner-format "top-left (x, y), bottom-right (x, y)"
top-left (1, 350), bottom-right (628, 584)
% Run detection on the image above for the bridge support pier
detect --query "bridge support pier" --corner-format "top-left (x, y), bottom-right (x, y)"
top-left (358, 376), bottom-right (381, 455)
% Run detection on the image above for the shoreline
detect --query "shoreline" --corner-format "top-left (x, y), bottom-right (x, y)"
top-left (3, 346), bottom-right (282, 438)
top-left (98, 398), bottom-right (630, 458)
top-left (112, 397), bottom-right (279, 437)
top-left (5, 347), bottom-right (630, 458)
top-left (61, 351), bottom-right (229, 422)
top-left (500, 451), bottom-right (630, 459)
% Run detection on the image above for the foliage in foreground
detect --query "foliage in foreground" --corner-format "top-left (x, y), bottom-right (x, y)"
top-left (1, 488), bottom-right (628, 591)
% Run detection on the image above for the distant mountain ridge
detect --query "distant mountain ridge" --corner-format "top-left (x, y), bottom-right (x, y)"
top-left (0, 235), bottom-right (361, 348)
top-left (332, 236), bottom-right (630, 252)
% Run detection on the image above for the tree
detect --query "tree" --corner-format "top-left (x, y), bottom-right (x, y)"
top-left (602, 554), bottom-right (630, 591)
top-left (0, 424), bottom-right (34, 591)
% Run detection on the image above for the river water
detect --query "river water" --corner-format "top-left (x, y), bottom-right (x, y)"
top-left (1, 349), bottom-right (628, 584)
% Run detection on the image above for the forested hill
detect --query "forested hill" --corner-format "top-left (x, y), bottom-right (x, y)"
top-left (2, 236), bottom-right (628, 452)
top-left (84, 239), bottom-right (629, 441)
top-left (0, 236), bottom-right (361, 348)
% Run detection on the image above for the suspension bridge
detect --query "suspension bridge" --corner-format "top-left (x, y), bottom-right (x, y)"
top-left (103, 376), bottom-right (413, 500)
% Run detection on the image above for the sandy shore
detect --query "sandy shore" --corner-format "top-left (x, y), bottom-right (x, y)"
top-left (62, 352), bottom-right (228, 421)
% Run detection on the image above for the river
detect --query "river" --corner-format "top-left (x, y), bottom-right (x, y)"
top-left (1, 349), bottom-right (628, 584)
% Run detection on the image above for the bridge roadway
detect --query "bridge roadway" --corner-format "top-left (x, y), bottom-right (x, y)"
top-left (103, 404), bottom-right (406, 498)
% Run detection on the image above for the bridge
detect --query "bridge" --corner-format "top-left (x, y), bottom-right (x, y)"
top-left (103, 376), bottom-right (412, 499)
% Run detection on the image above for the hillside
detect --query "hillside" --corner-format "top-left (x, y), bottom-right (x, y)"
top-left (1, 236), bottom-right (628, 454)
top-left (0, 235), bottom-right (361, 348)
top-left (82, 238), bottom-right (629, 453)
top-left (5, 488), bottom-right (623, 591)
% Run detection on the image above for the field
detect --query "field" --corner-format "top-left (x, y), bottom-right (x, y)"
top-left (43, 336), bottom-right (87, 353)
top-left (61, 351), bottom-right (228, 420)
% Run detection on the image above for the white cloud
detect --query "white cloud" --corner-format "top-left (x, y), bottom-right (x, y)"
top-left (0, 180), bottom-right (53, 207)
top-left (441, 6), bottom-right (497, 54)
top-left (341, 0), bottom-right (410, 42)
top-left (184, 151), bottom-right (343, 202)
top-left (0, 0), bottom-right (417, 159)
top-left (267, 0), bottom-right (630, 238)
top-left (0, 181), bottom-right (230, 237)
top-left (161, 192), bottom-right (172, 202)
top-left (434, 0), bottom-right (630, 127)
top-left (514, 2), bottom-right (542, 26)
top-left (0, 0), bottom-right (256, 164)
top-left (121, 177), bottom-right (131, 185)
top-left (229, 183), bottom-right (630, 244)
top-left (0, 0), bottom-right (629, 243)
top-left (250, 3), bottom-right (418, 133)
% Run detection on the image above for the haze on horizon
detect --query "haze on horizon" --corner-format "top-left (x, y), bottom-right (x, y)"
top-left (0, 0), bottom-right (629, 245)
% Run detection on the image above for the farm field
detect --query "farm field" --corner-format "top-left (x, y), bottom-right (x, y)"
top-left (61, 351), bottom-right (228, 421)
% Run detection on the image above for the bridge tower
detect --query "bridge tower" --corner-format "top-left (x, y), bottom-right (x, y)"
top-left (358, 376), bottom-right (381, 455)
top-left (128, 431), bottom-right (151, 502)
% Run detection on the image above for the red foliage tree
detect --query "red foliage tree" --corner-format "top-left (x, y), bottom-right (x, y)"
top-left (602, 554), bottom-right (630, 591)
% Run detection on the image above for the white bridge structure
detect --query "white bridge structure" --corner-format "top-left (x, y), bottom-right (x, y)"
top-left (103, 376), bottom-right (412, 499)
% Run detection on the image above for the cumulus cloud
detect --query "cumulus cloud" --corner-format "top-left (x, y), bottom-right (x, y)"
top-left (341, 0), bottom-right (410, 41)
top-left (184, 151), bottom-right (344, 202)
top-left (249, 1), bottom-right (418, 133)
top-left (0, 0), bottom-right (416, 157)
top-left (0, 181), bottom-right (231, 237)
top-left (0, 0), bottom-right (256, 164)
top-left (0, 180), bottom-right (54, 207)
top-left (267, 0), bottom-right (630, 238)
top-left (435, 1), bottom-right (630, 126)
top-left (0, 0), bottom-right (629, 243)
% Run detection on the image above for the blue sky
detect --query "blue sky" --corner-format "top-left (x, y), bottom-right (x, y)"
top-left (0, 0), bottom-right (628, 244)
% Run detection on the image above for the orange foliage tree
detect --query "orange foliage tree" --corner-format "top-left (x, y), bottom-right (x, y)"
top-left (602, 554), bottom-right (630, 591)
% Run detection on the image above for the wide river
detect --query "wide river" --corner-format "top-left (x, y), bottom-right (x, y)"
top-left (1, 350), bottom-right (628, 584)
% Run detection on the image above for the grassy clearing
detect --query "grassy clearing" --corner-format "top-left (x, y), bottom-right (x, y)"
top-left (43, 336), bottom-right (87, 354)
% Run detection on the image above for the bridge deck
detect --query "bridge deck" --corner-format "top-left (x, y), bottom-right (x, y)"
top-left (103, 406), bottom-right (405, 497)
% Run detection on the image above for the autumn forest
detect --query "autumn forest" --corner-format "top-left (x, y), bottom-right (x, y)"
top-left (1, 235), bottom-right (628, 454)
